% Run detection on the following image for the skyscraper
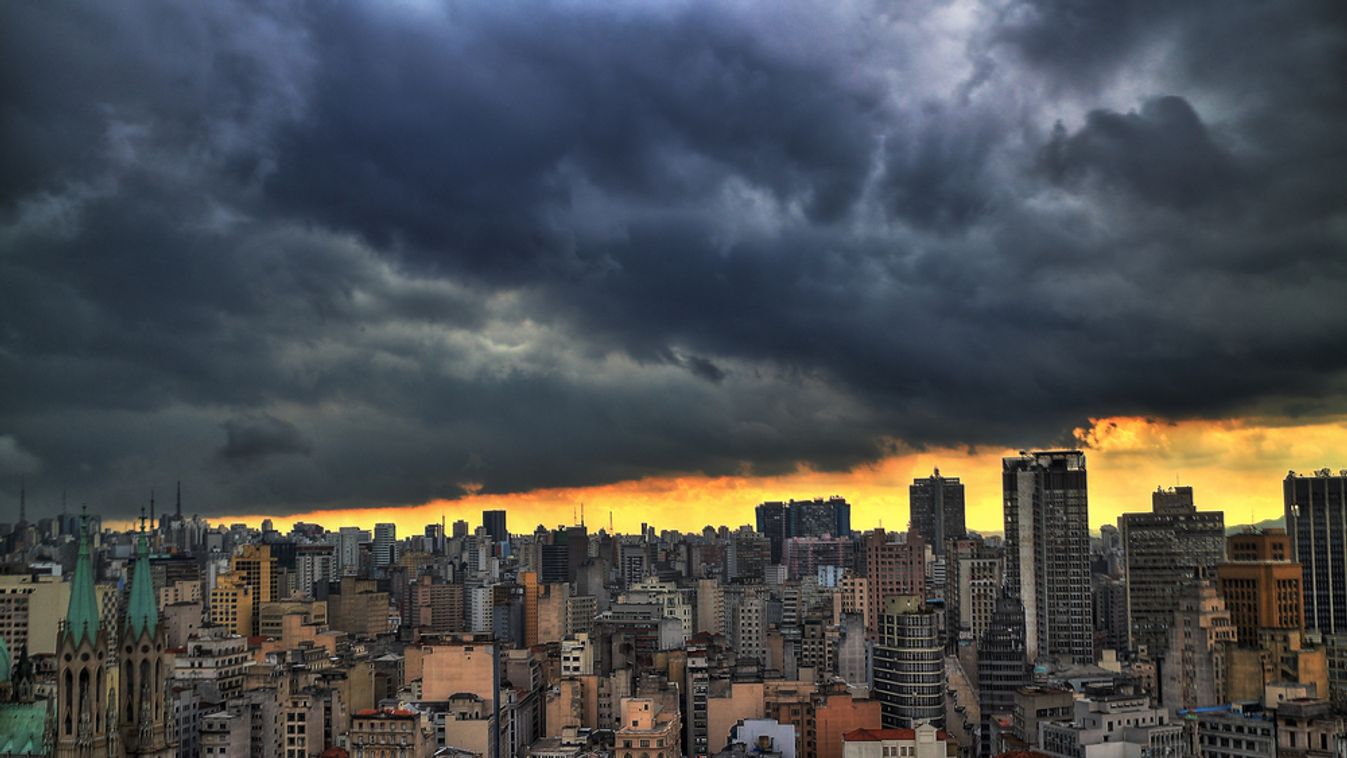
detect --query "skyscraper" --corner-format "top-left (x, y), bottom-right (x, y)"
top-left (1285, 469), bottom-right (1347, 635)
top-left (1119, 485), bottom-right (1225, 659)
top-left (755, 501), bottom-right (790, 563)
top-left (873, 596), bottom-right (945, 729)
top-left (483, 509), bottom-right (508, 544)
top-left (1002, 450), bottom-right (1093, 664)
top-left (373, 522), bottom-right (397, 567)
top-left (909, 469), bottom-right (966, 557)
top-left (977, 595), bottom-right (1028, 757)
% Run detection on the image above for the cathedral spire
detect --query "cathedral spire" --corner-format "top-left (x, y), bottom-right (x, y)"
top-left (65, 506), bottom-right (101, 646)
top-left (126, 514), bottom-right (159, 639)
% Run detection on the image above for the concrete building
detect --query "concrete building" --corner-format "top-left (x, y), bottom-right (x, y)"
top-left (615, 697), bottom-right (681, 758)
top-left (1192, 704), bottom-right (1275, 758)
top-left (910, 469), bottom-right (966, 557)
top-left (862, 530), bottom-right (926, 640)
top-left (1118, 486), bottom-right (1225, 659)
top-left (350, 707), bottom-right (436, 758)
top-left (374, 522), bottom-right (398, 567)
top-left (1285, 469), bottom-right (1347, 635)
top-left (1010, 688), bottom-right (1074, 750)
top-left (483, 510), bottom-right (508, 544)
top-left (945, 539), bottom-right (1002, 650)
top-left (1161, 579), bottom-right (1236, 711)
top-left (1003, 451), bottom-right (1093, 664)
top-left (841, 725), bottom-right (949, 758)
top-left (1217, 529), bottom-right (1305, 643)
top-left (873, 596), bottom-right (944, 729)
top-left (1274, 698), bottom-right (1346, 758)
top-left (1038, 695), bottom-right (1185, 758)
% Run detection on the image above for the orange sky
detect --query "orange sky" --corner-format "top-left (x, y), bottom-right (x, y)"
top-left (226, 415), bottom-right (1347, 537)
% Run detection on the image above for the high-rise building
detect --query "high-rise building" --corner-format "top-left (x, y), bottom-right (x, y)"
top-left (862, 529), bottom-right (926, 639)
top-left (756, 501), bottom-right (790, 564)
top-left (1285, 469), bottom-right (1347, 634)
top-left (1217, 529), bottom-right (1305, 644)
top-left (1002, 450), bottom-right (1093, 664)
top-left (1119, 485), bottom-right (1225, 659)
top-left (873, 596), bottom-right (944, 729)
top-left (483, 509), bottom-right (508, 544)
top-left (909, 470), bottom-right (966, 557)
top-left (757, 498), bottom-right (852, 564)
top-left (977, 595), bottom-right (1029, 758)
top-left (1161, 579), bottom-right (1236, 711)
top-left (944, 538), bottom-right (1002, 650)
top-left (373, 522), bottom-right (397, 567)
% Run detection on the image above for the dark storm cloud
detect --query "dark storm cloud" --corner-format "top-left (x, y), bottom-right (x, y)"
top-left (2, 0), bottom-right (1346, 518)
top-left (218, 414), bottom-right (313, 466)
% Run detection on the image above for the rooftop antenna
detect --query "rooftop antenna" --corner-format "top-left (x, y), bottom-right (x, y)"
top-left (609, 509), bottom-right (614, 533)
top-left (581, 502), bottom-right (585, 528)
top-left (18, 475), bottom-right (25, 524)
top-left (149, 488), bottom-right (156, 526)
top-left (176, 480), bottom-right (182, 518)
top-left (573, 504), bottom-right (577, 525)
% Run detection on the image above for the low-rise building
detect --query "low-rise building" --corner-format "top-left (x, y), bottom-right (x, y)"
top-left (840, 725), bottom-right (949, 758)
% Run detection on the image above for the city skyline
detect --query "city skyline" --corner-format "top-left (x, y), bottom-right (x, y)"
top-left (3, 1), bottom-right (1347, 532)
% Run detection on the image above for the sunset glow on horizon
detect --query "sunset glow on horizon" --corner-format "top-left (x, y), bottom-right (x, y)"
top-left (206, 415), bottom-right (1347, 537)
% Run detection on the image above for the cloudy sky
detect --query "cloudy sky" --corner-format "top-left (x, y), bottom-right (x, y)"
top-left (3, 0), bottom-right (1345, 531)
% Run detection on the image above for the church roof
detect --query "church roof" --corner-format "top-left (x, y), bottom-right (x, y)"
top-left (65, 514), bottom-right (101, 647)
top-left (0, 700), bottom-right (49, 755)
top-left (125, 529), bottom-right (159, 639)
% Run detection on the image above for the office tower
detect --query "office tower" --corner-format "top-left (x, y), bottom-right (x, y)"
top-left (1285, 469), bottom-right (1347, 634)
top-left (977, 595), bottom-right (1028, 758)
top-left (228, 543), bottom-right (277, 635)
top-left (756, 501), bottom-right (790, 563)
top-left (790, 496), bottom-right (852, 538)
top-left (1161, 579), bottom-right (1236, 711)
top-left (1119, 485), bottom-right (1225, 658)
top-left (944, 538), bottom-right (1002, 650)
top-left (483, 509), bottom-right (508, 544)
top-left (453, 519), bottom-right (469, 539)
top-left (873, 596), bottom-right (944, 728)
top-left (910, 469), bottom-right (966, 556)
top-left (862, 529), bottom-right (926, 638)
top-left (1218, 529), bottom-right (1305, 643)
top-left (373, 522), bottom-right (397, 567)
top-left (336, 526), bottom-right (369, 576)
top-left (1002, 450), bottom-right (1093, 664)
top-left (541, 542), bottom-right (569, 584)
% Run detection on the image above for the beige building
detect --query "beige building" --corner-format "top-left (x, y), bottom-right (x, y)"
top-left (616, 697), bottom-right (681, 758)
top-left (0, 574), bottom-right (69, 655)
top-left (209, 572), bottom-right (255, 637)
top-left (415, 633), bottom-right (499, 703)
top-left (259, 598), bottom-right (328, 637)
top-left (350, 707), bottom-right (437, 758)
top-left (841, 725), bottom-right (949, 758)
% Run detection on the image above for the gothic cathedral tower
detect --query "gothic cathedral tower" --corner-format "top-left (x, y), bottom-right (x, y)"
top-left (119, 519), bottom-right (173, 758)
top-left (56, 510), bottom-right (114, 758)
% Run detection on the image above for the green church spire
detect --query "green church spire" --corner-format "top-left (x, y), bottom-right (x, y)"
top-left (125, 512), bottom-right (159, 639)
top-left (65, 507), bottom-right (101, 647)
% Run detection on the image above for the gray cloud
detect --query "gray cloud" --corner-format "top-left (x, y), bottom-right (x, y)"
top-left (2, 0), bottom-right (1345, 518)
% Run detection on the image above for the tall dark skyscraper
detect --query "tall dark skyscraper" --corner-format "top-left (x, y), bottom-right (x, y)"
top-left (909, 469), bottom-right (966, 556)
top-left (1003, 450), bottom-right (1093, 664)
top-left (483, 509), bottom-right (508, 543)
top-left (755, 501), bottom-right (790, 563)
top-left (978, 595), bottom-right (1029, 758)
top-left (756, 497), bottom-right (852, 564)
top-left (1285, 469), bottom-right (1347, 634)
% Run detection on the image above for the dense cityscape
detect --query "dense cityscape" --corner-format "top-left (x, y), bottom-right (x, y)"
top-left (5, 0), bottom-right (1345, 756)
top-left (1, 454), bottom-right (1345, 757)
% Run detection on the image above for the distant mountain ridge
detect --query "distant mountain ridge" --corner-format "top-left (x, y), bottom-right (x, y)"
top-left (1225, 517), bottom-right (1285, 535)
